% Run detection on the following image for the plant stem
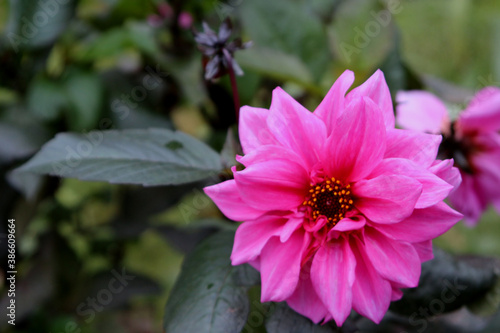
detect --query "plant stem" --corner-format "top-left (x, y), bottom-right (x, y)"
top-left (224, 51), bottom-right (240, 122)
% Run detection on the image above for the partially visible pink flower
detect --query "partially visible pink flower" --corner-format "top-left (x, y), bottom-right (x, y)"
top-left (178, 12), bottom-right (193, 29)
top-left (397, 87), bottom-right (500, 225)
top-left (204, 70), bottom-right (462, 326)
top-left (147, 3), bottom-right (173, 28)
top-left (147, 2), bottom-right (192, 30)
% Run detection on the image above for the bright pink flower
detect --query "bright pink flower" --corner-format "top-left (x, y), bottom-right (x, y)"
top-left (397, 87), bottom-right (500, 225)
top-left (205, 70), bottom-right (462, 326)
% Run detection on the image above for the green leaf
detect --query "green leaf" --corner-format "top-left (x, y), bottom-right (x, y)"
top-left (239, 0), bottom-right (330, 81)
top-left (80, 28), bottom-right (130, 61)
top-left (5, 0), bottom-right (75, 51)
top-left (235, 47), bottom-right (321, 95)
top-left (220, 128), bottom-right (240, 169)
top-left (79, 22), bottom-right (159, 61)
top-left (15, 128), bottom-right (224, 186)
top-left (266, 302), bottom-right (338, 333)
top-left (390, 248), bottom-right (497, 317)
top-left (64, 70), bottom-right (103, 131)
top-left (163, 231), bottom-right (260, 333)
top-left (27, 76), bottom-right (67, 121)
top-left (328, 0), bottom-right (394, 71)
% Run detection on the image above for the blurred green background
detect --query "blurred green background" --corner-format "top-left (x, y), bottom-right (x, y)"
top-left (1, 0), bottom-right (500, 332)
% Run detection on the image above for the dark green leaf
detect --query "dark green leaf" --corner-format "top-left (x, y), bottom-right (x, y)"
top-left (220, 128), bottom-right (240, 169)
top-left (377, 28), bottom-right (423, 101)
top-left (390, 248), bottom-right (497, 317)
top-left (113, 107), bottom-right (173, 130)
top-left (328, 0), bottom-right (394, 70)
top-left (239, 0), bottom-right (330, 82)
top-left (266, 302), bottom-right (338, 333)
top-left (79, 22), bottom-right (158, 61)
top-left (14, 128), bottom-right (223, 186)
top-left (165, 141), bottom-right (183, 151)
top-left (163, 231), bottom-right (259, 333)
top-left (27, 76), bottom-right (67, 121)
top-left (5, 0), bottom-right (75, 51)
top-left (7, 172), bottom-right (44, 200)
top-left (235, 47), bottom-right (321, 95)
top-left (64, 70), bottom-right (103, 131)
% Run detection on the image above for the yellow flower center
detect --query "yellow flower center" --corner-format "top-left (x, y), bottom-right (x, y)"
top-left (303, 177), bottom-right (353, 227)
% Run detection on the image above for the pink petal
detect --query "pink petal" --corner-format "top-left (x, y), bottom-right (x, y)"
top-left (448, 173), bottom-right (484, 225)
top-left (351, 238), bottom-right (392, 324)
top-left (331, 215), bottom-right (366, 232)
top-left (364, 228), bottom-right (421, 287)
top-left (429, 159), bottom-right (462, 192)
top-left (346, 69), bottom-right (395, 129)
top-left (376, 202), bottom-right (462, 243)
top-left (353, 175), bottom-right (422, 224)
top-left (260, 230), bottom-right (309, 302)
top-left (468, 86), bottom-right (500, 108)
top-left (230, 216), bottom-right (285, 265)
top-left (286, 263), bottom-right (329, 324)
top-left (369, 158), bottom-right (454, 209)
top-left (239, 106), bottom-right (278, 154)
top-left (204, 180), bottom-right (265, 221)
top-left (472, 151), bottom-right (500, 201)
top-left (413, 240), bottom-right (434, 262)
top-left (311, 236), bottom-right (356, 326)
top-left (280, 215), bottom-right (305, 242)
top-left (396, 90), bottom-right (449, 134)
top-left (391, 287), bottom-right (403, 301)
top-left (237, 144), bottom-right (307, 169)
top-left (385, 129), bottom-right (442, 168)
top-left (234, 159), bottom-right (309, 211)
top-left (459, 87), bottom-right (500, 132)
top-left (324, 97), bottom-right (386, 182)
top-left (314, 70), bottom-right (355, 134)
top-left (267, 87), bottom-right (327, 169)
top-left (473, 132), bottom-right (500, 151)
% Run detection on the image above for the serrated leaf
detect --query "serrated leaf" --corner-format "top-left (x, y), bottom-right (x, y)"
top-left (14, 128), bottom-right (223, 186)
top-left (390, 248), bottom-right (497, 317)
top-left (266, 302), bottom-right (338, 333)
top-left (163, 231), bottom-right (259, 333)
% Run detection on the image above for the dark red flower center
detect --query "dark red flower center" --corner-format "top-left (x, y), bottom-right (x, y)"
top-left (439, 121), bottom-right (478, 174)
top-left (303, 177), bottom-right (353, 227)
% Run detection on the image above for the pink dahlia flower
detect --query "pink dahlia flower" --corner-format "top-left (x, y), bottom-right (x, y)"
top-left (397, 87), bottom-right (500, 225)
top-left (204, 70), bottom-right (462, 326)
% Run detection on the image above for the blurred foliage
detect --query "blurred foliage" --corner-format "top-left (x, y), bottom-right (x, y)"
top-left (0, 0), bottom-right (500, 332)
